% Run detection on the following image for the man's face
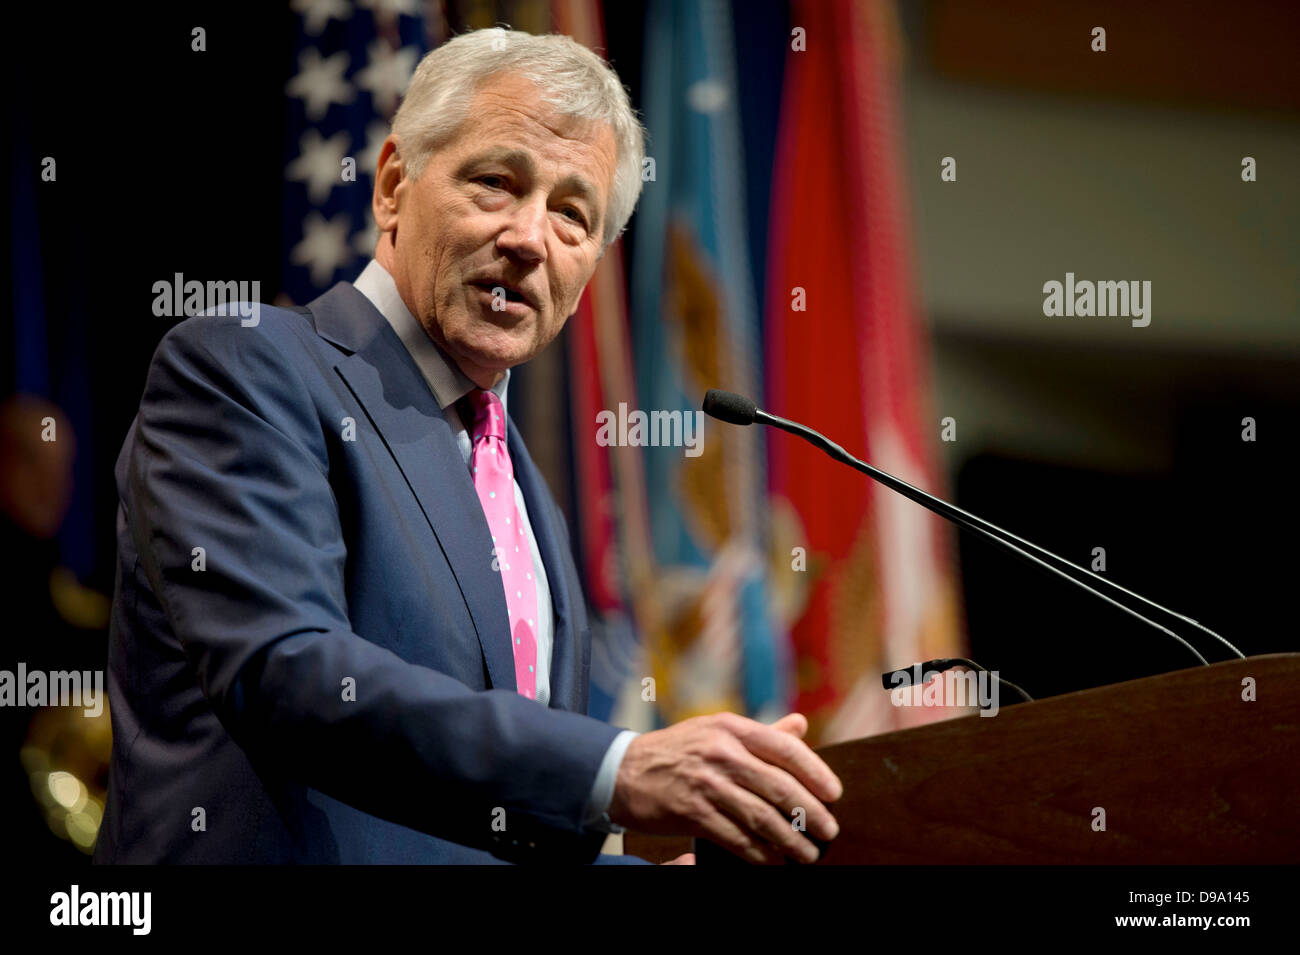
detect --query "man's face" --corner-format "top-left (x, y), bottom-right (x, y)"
top-left (374, 73), bottom-right (617, 387)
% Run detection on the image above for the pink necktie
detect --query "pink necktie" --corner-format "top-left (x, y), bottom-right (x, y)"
top-left (463, 388), bottom-right (539, 699)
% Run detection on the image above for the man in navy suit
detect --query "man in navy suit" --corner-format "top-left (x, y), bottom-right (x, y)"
top-left (95, 28), bottom-right (842, 865)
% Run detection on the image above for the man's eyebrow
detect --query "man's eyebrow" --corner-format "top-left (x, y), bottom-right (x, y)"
top-left (458, 147), bottom-right (536, 177)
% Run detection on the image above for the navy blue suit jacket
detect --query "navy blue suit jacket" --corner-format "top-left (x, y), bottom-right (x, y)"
top-left (94, 282), bottom-right (644, 864)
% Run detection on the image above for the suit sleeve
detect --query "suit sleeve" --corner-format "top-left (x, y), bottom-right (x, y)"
top-left (126, 314), bottom-right (619, 863)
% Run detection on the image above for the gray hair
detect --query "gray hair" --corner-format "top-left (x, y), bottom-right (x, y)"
top-left (391, 27), bottom-right (646, 249)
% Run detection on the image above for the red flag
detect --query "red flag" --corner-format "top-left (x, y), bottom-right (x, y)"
top-left (766, 0), bottom-right (967, 743)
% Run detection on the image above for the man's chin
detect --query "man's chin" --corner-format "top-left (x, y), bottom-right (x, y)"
top-left (446, 338), bottom-right (532, 385)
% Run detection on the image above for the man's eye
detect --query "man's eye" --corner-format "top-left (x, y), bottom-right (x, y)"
top-left (476, 175), bottom-right (507, 189)
top-left (561, 207), bottom-right (588, 228)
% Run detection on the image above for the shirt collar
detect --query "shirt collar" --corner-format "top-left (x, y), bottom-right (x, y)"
top-left (352, 257), bottom-right (510, 415)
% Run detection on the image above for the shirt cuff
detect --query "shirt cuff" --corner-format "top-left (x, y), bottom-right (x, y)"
top-left (583, 729), bottom-right (639, 834)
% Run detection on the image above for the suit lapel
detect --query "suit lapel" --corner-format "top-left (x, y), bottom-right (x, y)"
top-left (507, 425), bottom-right (578, 712)
top-left (305, 282), bottom-right (516, 693)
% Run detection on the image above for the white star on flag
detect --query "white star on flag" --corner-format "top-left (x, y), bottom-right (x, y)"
top-left (291, 211), bottom-right (354, 286)
top-left (290, 0), bottom-right (352, 36)
top-left (354, 41), bottom-right (419, 117)
top-left (286, 129), bottom-right (352, 204)
top-left (285, 48), bottom-right (355, 121)
top-left (357, 0), bottom-right (422, 18)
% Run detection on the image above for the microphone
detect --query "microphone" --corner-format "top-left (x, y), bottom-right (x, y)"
top-left (701, 389), bottom-right (1244, 666)
top-left (701, 389), bottom-right (757, 425)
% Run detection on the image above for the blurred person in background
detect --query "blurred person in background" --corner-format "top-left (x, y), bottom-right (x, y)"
top-left (0, 395), bottom-right (109, 863)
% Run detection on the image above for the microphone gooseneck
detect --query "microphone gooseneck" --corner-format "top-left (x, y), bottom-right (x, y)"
top-left (702, 389), bottom-right (1245, 666)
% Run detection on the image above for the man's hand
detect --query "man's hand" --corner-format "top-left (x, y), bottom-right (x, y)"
top-left (608, 711), bottom-right (843, 865)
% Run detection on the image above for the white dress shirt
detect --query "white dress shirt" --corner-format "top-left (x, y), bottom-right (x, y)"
top-left (352, 258), bottom-right (634, 833)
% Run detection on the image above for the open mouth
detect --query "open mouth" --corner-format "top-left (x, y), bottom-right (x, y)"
top-left (469, 279), bottom-right (535, 310)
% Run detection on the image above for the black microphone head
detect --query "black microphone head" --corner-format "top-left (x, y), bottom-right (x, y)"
top-left (702, 389), bottom-right (757, 426)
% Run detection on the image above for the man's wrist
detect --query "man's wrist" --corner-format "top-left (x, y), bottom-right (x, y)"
top-left (584, 729), bottom-right (639, 833)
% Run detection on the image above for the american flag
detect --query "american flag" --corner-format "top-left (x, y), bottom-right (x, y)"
top-left (280, 0), bottom-right (445, 304)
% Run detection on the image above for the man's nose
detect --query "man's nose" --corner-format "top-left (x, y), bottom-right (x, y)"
top-left (496, 197), bottom-right (548, 264)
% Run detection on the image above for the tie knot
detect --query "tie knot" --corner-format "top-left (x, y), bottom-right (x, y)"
top-left (464, 388), bottom-right (507, 441)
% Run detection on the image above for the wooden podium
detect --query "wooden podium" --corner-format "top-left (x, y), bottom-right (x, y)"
top-left (660, 654), bottom-right (1300, 864)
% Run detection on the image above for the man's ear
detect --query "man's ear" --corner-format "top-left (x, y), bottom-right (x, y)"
top-left (372, 135), bottom-right (404, 234)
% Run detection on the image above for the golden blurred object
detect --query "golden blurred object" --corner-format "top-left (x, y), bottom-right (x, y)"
top-left (20, 701), bottom-right (111, 854)
top-left (48, 566), bottom-right (112, 630)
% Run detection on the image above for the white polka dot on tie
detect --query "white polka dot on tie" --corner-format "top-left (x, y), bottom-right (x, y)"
top-left (504, 564), bottom-right (510, 571)
top-left (516, 637), bottom-right (521, 645)
top-left (527, 619), bottom-right (533, 626)
top-left (489, 491), bottom-right (495, 498)
top-left (526, 572), bottom-right (531, 579)
top-left (515, 546), bottom-right (519, 553)
top-left (516, 591), bottom-right (522, 598)
top-left (528, 665), bottom-right (533, 673)
top-left (506, 517), bottom-right (511, 524)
